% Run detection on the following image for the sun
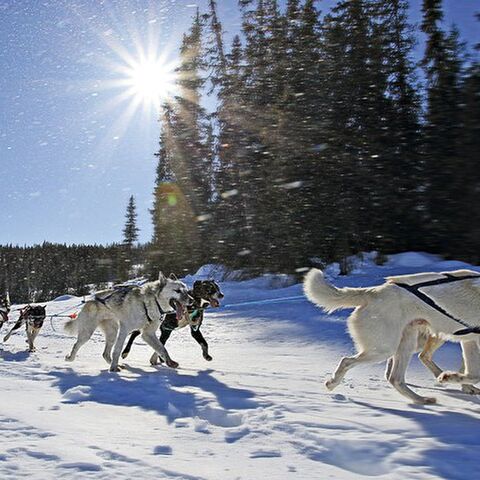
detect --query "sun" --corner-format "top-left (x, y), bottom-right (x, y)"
top-left (124, 57), bottom-right (178, 106)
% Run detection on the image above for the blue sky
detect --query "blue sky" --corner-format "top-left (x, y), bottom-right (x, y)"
top-left (0, 0), bottom-right (478, 246)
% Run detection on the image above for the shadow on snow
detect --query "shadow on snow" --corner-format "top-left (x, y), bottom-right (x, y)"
top-left (352, 399), bottom-right (480, 479)
top-left (49, 366), bottom-right (261, 425)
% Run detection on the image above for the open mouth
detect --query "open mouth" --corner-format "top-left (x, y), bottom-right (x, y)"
top-left (209, 298), bottom-right (220, 308)
top-left (170, 299), bottom-right (184, 321)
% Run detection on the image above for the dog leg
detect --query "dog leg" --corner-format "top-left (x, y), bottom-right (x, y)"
top-left (438, 340), bottom-right (480, 386)
top-left (190, 327), bottom-right (212, 361)
top-left (26, 327), bottom-right (40, 352)
top-left (121, 330), bottom-right (141, 360)
top-left (141, 330), bottom-right (178, 369)
top-left (3, 318), bottom-right (24, 342)
top-left (100, 321), bottom-right (118, 364)
top-left (110, 325), bottom-right (129, 372)
top-left (150, 327), bottom-right (172, 365)
top-left (385, 358), bottom-right (393, 381)
top-left (389, 325), bottom-right (437, 404)
top-left (65, 321), bottom-right (97, 362)
top-left (325, 351), bottom-right (386, 391)
top-left (418, 335), bottom-right (444, 379)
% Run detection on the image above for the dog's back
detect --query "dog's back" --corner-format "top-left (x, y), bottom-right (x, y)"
top-left (386, 269), bottom-right (480, 286)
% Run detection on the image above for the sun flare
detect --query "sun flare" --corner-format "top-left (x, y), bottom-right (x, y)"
top-left (124, 57), bottom-right (178, 106)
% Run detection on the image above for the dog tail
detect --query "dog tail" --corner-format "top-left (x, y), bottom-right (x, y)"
top-left (64, 317), bottom-right (78, 334)
top-left (304, 269), bottom-right (373, 312)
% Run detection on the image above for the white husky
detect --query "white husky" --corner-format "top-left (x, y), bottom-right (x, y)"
top-left (65, 272), bottom-right (193, 372)
top-left (304, 268), bottom-right (480, 404)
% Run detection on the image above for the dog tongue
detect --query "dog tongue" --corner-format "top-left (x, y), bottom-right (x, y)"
top-left (175, 302), bottom-right (184, 321)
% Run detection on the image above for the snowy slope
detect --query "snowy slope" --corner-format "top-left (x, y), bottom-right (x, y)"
top-left (1, 252), bottom-right (480, 479)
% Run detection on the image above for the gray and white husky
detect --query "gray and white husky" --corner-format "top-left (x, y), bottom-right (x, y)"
top-left (64, 272), bottom-right (193, 372)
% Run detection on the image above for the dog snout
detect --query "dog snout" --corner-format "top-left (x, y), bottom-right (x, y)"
top-left (200, 298), bottom-right (210, 308)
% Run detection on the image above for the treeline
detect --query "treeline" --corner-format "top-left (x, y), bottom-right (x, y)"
top-left (0, 243), bottom-right (147, 302)
top-left (149, 0), bottom-right (480, 275)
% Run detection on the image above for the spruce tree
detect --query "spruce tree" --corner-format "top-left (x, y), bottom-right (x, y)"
top-left (455, 25), bottom-right (480, 260)
top-left (122, 195), bottom-right (139, 249)
top-left (149, 105), bottom-right (200, 276)
top-left (118, 195), bottom-right (139, 280)
top-left (421, 0), bottom-right (465, 255)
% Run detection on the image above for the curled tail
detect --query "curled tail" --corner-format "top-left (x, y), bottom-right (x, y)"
top-left (304, 269), bottom-right (373, 312)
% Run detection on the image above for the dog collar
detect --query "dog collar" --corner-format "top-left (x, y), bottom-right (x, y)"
top-left (155, 297), bottom-right (175, 315)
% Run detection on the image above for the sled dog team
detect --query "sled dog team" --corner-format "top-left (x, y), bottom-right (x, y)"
top-left (0, 273), bottom-right (224, 372)
top-left (3, 267), bottom-right (480, 404)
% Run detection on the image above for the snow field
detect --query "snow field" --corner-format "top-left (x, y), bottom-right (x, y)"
top-left (1, 252), bottom-right (480, 479)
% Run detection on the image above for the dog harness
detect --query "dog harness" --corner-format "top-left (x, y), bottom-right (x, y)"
top-left (95, 285), bottom-right (173, 322)
top-left (393, 273), bottom-right (480, 335)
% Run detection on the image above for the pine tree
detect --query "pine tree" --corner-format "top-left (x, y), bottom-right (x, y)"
top-left (118, 195), bottom-right (139, 280)
top-left (122, 195), bottom-right (139, 249)
top-left (148, 104), bottom-right (201, 276)
top-left (421, 0), bottom-right (465, 255)
top-left (371, 0), bottom-right (422, 252)
top-left (455, 23), bottom-right (480, 260)
top-left (167, 11), bottom-right (214, 266)
top-left (321, 1), bottom-right (387, 264)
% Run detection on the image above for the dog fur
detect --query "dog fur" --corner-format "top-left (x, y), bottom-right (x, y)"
top-left (121, 279), bottom-right (224, 365)
top-left (64, 272), bottom-right (193, 372)
top-left (0, 295), bottom-right (10, 331)
top-left (3, 305), bottom-right (47, 352)
top-left (304, 268), bottom-right (480, 404)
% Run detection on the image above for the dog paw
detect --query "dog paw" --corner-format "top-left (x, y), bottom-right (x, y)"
top-left (461, 384), bottom-right (480, 395)
top-left (121, 352), bottom-right (128, 359)
top-left (166, 359), bottom-right (179, 369)
top-left (438, 371), bottom-right (461, 384)
top-left (150, 355), bottom-right (162, 366)
top-left (325, 377), bottom-right (337, 391)
top-left (203, 354), bottom-right (213, 361)
top-left (109, 366), bottom-right (121, 372)
top-left (418, 396), bottom-right (437, 405)
top-left (65, 355), bottom-right (74, 362)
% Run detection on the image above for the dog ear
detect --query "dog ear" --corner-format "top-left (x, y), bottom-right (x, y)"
top-left (169, 273), bottom-right (178, 281)
top-left (158, 271), bottom-right (167, 284)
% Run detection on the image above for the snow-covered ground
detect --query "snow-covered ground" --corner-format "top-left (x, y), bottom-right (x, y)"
top-left (1, 252), bottom-right (480, 479)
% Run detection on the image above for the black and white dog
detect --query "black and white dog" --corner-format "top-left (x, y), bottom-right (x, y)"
top-left (3, 305), bottom-right (47, 352)
top-left (0, 295), bottom-right (11, 332)
top-left (121, 280), bottom-right (224, 365)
